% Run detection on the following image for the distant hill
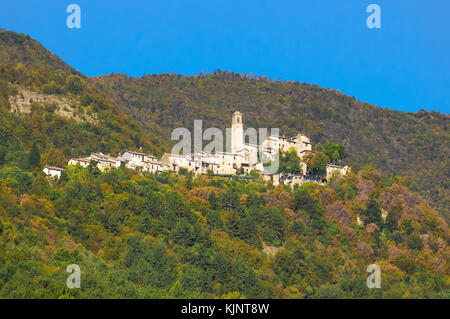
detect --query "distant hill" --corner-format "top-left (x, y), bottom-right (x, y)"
top-left (0, 29), bottom-right (163, 170)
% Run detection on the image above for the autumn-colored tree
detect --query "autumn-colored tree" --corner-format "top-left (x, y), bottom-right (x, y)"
top-left (40, 148), bottom-right (67, 168)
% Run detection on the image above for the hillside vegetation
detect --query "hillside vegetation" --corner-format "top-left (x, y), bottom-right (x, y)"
top-left (1, 29), bottom-right (448, 218)
top-left (0, 30), bottom-right (448, 298)
top-left (0, 165), bottom-right (448, 298)
top-left (0, 30), bottom-right (163, 170)
top-left (94, 71), bottom-right (449, 219)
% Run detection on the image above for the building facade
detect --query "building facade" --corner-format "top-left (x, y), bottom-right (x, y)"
top-left (43, 166), bottom-right (64, 179)
top-left (62, 111), bottom-right (349, 186)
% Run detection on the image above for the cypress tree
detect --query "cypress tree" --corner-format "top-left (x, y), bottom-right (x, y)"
top-left (27, 141), bottom-right (41, 169)
top-left (384, 211), bottom-right (398, 232)
top-left (364, 198), bottom-right (383, 227)
top-left (208, 191), bottom-right (218, 210)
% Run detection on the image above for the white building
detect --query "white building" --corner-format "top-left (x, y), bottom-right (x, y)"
top-left (62, 111), bottom-right (349, 185)
top-left (43, 166), bottom-right (64, 179)
top-left (326, 164), bottom-right (349, 181)
top-left (231, 111), bottom-right (244, 154)
top-left (68, 157), bottom-right (91, 167)
top-left (280, 173), bottom-right (327, 187)
top-left (147, 158), bottom-right (169, 173)
top-left (161, 151), bottom-right (243, 175)
top-left (68, 152), bottom-right (125, 171)
top-left (163, 111), bottom-right (323, 177)
top-left (121, 150), bottom-right (169, 173)
top-left (90, 152), bottom-right (125, 171)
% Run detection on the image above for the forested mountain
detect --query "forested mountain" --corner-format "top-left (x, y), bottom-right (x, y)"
top-left (0, 30), bottom-right (448, 299)
top-left (93, 72), bottom-right (449, 220)
top-left (0, 30), bottom-right (163, 170)
top-left (1, 29), bottom-right (447, 218)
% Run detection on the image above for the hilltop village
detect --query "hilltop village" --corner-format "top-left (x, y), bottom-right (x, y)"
top-left (43, 111), bottom-right (349, 186)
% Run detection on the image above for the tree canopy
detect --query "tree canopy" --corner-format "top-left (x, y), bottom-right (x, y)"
top-left (324, 141), bottom-right (348, 165)
top-left (303, 152), bottom-right (330, 178)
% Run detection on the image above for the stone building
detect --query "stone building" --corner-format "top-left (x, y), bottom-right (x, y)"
top-left (63, 110), bottom-right (349, 185)
top-left (326, 164), bottom-right (349, 181)
top-left (163, 110), bottom-right (329, 178)
top-left (43, 166), bottom-right (64, 179)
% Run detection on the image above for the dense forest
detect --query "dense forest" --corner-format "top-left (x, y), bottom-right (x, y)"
top-left (0, 30), bottom-right (163, 167)
top-left (0, 30), bottom-right (448, 298)
top-left (0, 164), bottom-right (449, 298)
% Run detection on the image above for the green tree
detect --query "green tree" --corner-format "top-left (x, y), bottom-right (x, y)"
top-left (0, 146), bottom-right (6, 165)
top-left (260, 208), bottom-right (287, 246)
top-left (208, 191), bottom-right (218, 210)
top-left (294, 188), bottom-right (326, 232)
top-left (238, 216), bottom-right (260, 247)
top-left (171, 220), bottom-right (195, 247)
top-left (315, 284), bottom-right (346, 299)
top-left (363, 198), bottom-right (382, 227)
top-left (401, 220), bottom-right (414, 236)
top-left (65, 75), bottom-right (84, 94)
top-left (139, 213), bottom-right (152, 234)
top-left (186, 174), bottom-right (193, 190)
top-left (324, 141), bottom-right (348, 165)
top-left (393, 254), bottom-right (416, 275)
top-left (27, 141), bottom-right (41, 169)
top-left (280, 149), bottom-right (301, 174)
top-left (88, 160), bottom-right (101, 177)
top-left (303, 152), bottom-right (329, 178)
top-left (407, 232), bottom-right (423, 250)
top-left (219, 187), bottom-right (242, 212)
top-left (206, 169), bottom-right (214, 177)
top-left (384, 211), bottom-right (398, 232)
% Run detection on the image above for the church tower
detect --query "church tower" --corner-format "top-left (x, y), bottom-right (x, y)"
top-left (231, 111), bottom-right (244, 154)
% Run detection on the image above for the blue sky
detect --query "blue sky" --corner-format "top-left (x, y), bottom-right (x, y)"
top-left (1, 0), bottom-right (449, 113)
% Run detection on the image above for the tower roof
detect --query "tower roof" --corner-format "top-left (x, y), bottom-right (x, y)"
top-left (232, 111), bottom-right (243, 125)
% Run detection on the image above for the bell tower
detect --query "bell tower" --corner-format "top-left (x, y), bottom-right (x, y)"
top-left (231, 111), bottom-right (243, 154)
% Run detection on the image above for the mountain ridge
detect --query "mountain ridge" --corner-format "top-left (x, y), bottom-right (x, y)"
top-left (94, 71), bottom-right (449, 115)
